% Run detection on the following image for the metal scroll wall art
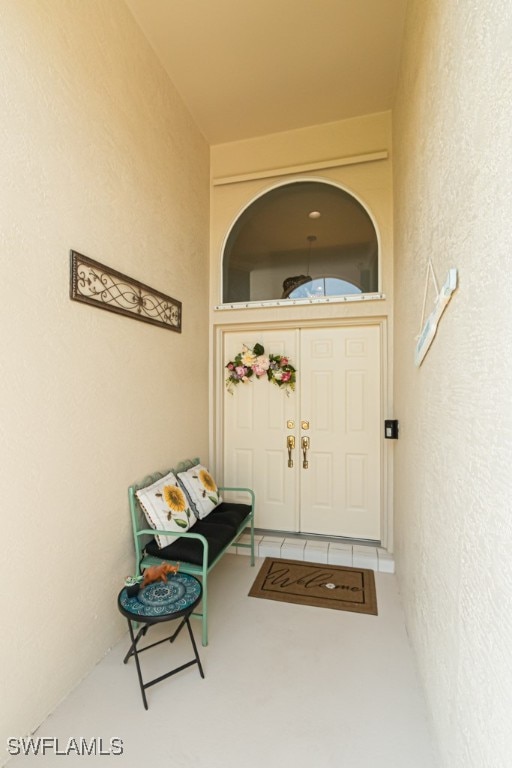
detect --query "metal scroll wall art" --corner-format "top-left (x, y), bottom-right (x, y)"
top-left (70, 251), bottom-right (181, 333)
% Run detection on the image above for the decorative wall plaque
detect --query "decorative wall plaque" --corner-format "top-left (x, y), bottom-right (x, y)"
top-left (415, 266), bottom-right (457, 367)
top-left (70, 251), bottom-right (181, 333)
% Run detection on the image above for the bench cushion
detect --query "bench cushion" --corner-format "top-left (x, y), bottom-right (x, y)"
top-left (144, 502), bottom-right (252, 567)
top-left (206, 502), bottom-right (251, 529)
top-left (146, 521), bottom-right (233, 566)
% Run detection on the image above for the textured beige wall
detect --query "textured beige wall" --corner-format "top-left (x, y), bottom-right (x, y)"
top-left (0, 0), bottom-right (209, 747)
top-left (211, 111), bottom-right (391, 178)
top-left (393, 1), bottom-right (512, 765)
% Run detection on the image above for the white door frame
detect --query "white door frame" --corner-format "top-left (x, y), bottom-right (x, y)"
top-left (211, 315), bottom-right (393, 551)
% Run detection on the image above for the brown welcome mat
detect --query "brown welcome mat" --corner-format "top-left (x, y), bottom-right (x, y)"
top-left (248, 557), bottom-right (378, 615)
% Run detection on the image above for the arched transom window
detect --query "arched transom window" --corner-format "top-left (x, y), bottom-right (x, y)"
top-left (222, 181), bottom-right (378, 304)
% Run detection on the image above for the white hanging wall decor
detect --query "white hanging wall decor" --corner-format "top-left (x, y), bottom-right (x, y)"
top-left (415, 265), bottom-right (458, 367)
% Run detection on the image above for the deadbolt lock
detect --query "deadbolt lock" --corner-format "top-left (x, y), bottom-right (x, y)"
top-left (301, 420), bottom-right (310, 430)
top-left (287, 420), bottom-right (295, 429)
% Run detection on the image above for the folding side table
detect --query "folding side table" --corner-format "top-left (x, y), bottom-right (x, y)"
top-left (117, 572), bottom-right (204, 709)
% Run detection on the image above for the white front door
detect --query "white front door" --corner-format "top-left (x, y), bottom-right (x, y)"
top-left (223, 329), bottom-right (299, 531)
top-left (222, 325), bottom-right (382, 540)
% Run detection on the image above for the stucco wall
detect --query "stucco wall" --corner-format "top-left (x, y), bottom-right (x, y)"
top-left (0, 0), bottom-right (209, 749)
top-left (393, 1), bottom-right (512, 765)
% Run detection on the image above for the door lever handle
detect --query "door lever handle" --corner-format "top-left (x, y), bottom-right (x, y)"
top-left (287, 435), bottom-right (295, 467)
top-left (301, 436), bottom-right (310, 468)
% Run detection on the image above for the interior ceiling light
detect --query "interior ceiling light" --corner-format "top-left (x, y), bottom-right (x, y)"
top-left (282, 235), bottom-right (316, 298)
top-left (308, 210), bottom-right (321, 219)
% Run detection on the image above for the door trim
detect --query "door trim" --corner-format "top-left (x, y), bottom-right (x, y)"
top-left (211, 316), bottom-right (392, 551)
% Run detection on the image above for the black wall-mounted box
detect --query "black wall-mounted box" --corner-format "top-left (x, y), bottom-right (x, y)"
top-left (384, 420), bottom-right (399, 439)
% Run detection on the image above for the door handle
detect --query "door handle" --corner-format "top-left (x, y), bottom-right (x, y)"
top-left (301, 436), bottom-right (310, 469)
top-left (287, 435), bottom-right (295, 467)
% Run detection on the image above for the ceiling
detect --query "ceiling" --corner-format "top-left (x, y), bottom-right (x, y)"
top-left (125, 0), bottom-right (408, 145)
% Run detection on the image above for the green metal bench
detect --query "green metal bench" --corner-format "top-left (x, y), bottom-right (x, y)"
top-left (128, 458), bottom-right (255, 646)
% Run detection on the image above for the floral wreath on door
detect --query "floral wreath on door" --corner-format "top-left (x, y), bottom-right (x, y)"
top-left (225, 343), bottom-right (296, 395)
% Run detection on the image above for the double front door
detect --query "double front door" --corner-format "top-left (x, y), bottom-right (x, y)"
top-left (223, 325), bottom-right (382, 540)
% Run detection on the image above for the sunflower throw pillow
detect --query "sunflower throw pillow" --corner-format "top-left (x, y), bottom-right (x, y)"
top-left (177, 464), bottom-right (223, 520)
top-left (135, 470), bottom-right (194, 549)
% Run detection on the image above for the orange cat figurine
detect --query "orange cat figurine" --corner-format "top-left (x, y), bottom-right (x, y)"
top-left (141, 563), bottom-right (179, 587)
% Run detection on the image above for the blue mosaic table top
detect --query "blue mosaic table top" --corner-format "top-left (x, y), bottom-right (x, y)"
top-left (118, 573), bottom-right (201, 620)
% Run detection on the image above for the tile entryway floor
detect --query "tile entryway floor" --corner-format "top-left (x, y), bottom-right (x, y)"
top-left (236, 532), bottom-right (395, 572)
top-left (6, 554), bottom-right (437, 767)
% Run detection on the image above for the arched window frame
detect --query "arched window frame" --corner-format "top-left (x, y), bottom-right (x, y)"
top-left (217, 178), bottom-right (385, 310)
